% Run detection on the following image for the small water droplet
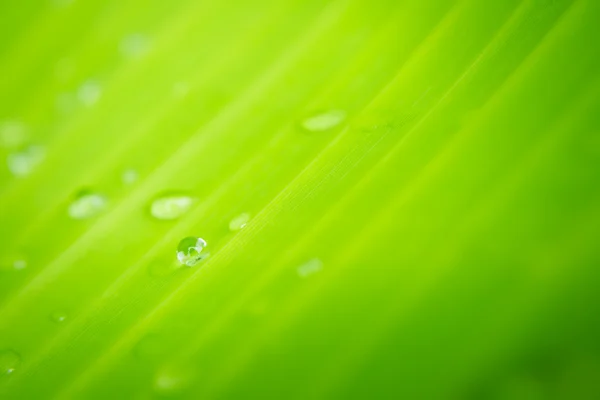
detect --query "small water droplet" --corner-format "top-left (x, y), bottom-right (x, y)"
top-left (77, 80), bottom-right (102, 106)
top-left (154, 365), bottom-right (192, 395)
top-left (0, 121), bottom-right (27, 149)
top-left (297, 258), bottom-right (323, 278)
top-left (7, 145), bottom-right (45, 177)
top-left (13, 259), bottom-right (27, 270)
top-left (150, 195), bottom-right (194, 220)
top-left (301, 110), bottom-right (346, 132)
top-left (0, 349), bottom-right (21, 376)
top-left (68, 192), bottom-right (107, 220)
top-left (50, 310), bottom-right (68, 323)
top-left (122, 169), bottom-right (138, 185)
top-left (120, 33), bottom-right (150, 58)
top-left (229, 213), bottom-right (250, 231)
top-left (176, 237), bottom-right (208, 267)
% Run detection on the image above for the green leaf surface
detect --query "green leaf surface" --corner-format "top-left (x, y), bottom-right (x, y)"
top-left (1, 0), bottom-right (600, 398)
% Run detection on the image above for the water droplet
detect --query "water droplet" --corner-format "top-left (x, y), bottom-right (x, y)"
top-left (301, 110), bottom-right (346, 132)
top-left (13, 259), bottom-right (27, 271)
top-left (297, 258), bottom-right (323, 278)
top-left (50, 310), bottom-right (68, 323)
top-left (0, 121), bottom-right (27, 149)
top-left (229, 213), bottom-right (250, 231)
top-left (154, 365), bottom-right (193, 395)
top-left (120, 33), bottom-right (150, 58)
top-left (122, 169), bottom-right (138, 185)
top-left (0, 349), bottom-right (21, 376)
top-left (150, 195), bottom-right (194, 220)
top-left (77, 80), bottom-right (101, 106)
top-left (176, 237), bottom-right (208, 267)
top-left (68, 192), bottom-right (107, 220)
top-left (7, 145), bottom-right (45, 177)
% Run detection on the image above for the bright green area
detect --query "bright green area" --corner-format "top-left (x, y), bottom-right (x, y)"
top-left (1, 0), bottom-right (600, 398)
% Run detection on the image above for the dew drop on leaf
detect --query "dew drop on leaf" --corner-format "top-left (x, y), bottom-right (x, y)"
top-left (0, 349), bottom-right (21, 376)
top-left (121, 169), bottom-right (138, 185)
top-left (7, 145), bottom-right (45, 177)
top-left (120, 33), bottom-right (150, 58)
top-left (77, 80), bottom-right (102, 106)
top-left (229, 212), bottom-right (251, 231)
top-left (150, 195), bottom-right (193, 220)
top-left (301, 110), bottom-right (346, 132)
top-left (176, 237), bottom-right (208, 267)
top-left (68, 192), bottom-right (107, 220)
top-left (50, 311), bottom-right (68, 323)
top-left (297, 258), bottom-right (323, 278)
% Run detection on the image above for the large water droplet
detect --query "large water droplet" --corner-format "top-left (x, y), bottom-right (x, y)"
top-left (50, 310), bottom-right (68, 323)
top-left (77, 80), bottom-right (102, 106)
top-left (120, 34), bottom-right (150, 58)
top-left (7, 145), bottom-right (45, 177)
top-left (0, 349), bottom-right (21, 376)
top-left (0, 121), bottom-right (27, 149)
top-left (150, 195), bottom-right (193, 220)
top-left (301, 110), bottom-right (346, 132)
top-left (176, 237), bottom-right (208, 267)
top-left (68, 192), bottom-right (107, 219)
top-left (297, 258), bottom-right (323, 278)
top-left (229, 213), bottom-right (250, 231)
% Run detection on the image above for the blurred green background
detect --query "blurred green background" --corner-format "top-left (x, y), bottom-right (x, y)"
top-left (1, 0), bottom-right (600, 398)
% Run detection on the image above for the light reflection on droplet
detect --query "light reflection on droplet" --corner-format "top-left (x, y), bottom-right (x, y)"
top-left (301, 110), bottom-right (346, 132)
top-left (150, 195), bottom-right (193, 220)
top-left (7, 145), bottom-right (45, 177)
top-left (176, 237), bottom-right (208, 267)
top-left (229, 213), bottom-right (250, 231)
top-left (68, 192), bottom-right (107, 219)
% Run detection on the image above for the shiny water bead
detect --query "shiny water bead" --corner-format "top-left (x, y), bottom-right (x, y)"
top-left (229, 213), bottom-right (251, 231)
top-left (77, 80), bottom-right (102, 106)
top-left (0, 349), bottom-right (21, 376)
top-left (50, 310), bottom-right (68, 323)
top-left (7, 145), bottom-right (45, 177)
top-left (150, 196), bottom-right (193, 220)
top-left (120, 33), bottom-right (150, 58)
top-left (121, 169), bottom-right (138, 185)
top-left (297, 258), bottom-right (323, 278)
top-left (301, 110), bottom-right (346, 132)
top-left (68, 192), bottom-right (107, 219)
top-left (176, 237), bottom-right (208, 267)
